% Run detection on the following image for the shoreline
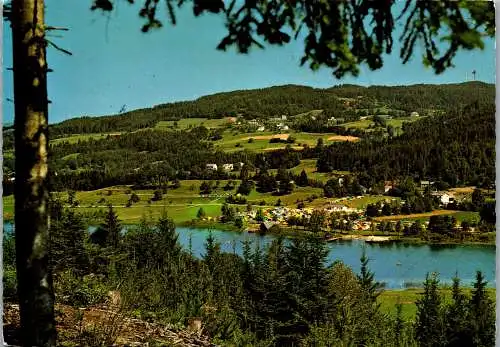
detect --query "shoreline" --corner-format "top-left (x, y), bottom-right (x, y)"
top-left (3, 218), bottom-right (495, 246)
top-left (182, 220), bottom-right (496, 246)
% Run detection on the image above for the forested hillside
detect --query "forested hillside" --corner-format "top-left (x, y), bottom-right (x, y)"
top-left (317, 101), bottom-right (495, 188)
top-left (2, 82), bottom-right (495, 194)
top-left (47, 82), bottom-right (494, 135)
top-left (328, 81), bottom-right (494, 112)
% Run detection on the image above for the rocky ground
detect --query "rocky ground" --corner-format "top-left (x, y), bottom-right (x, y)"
top-left (3, 303), bottom-right (216, 346)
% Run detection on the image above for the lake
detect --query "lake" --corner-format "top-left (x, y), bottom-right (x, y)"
top-left (4, 222), bottom-right (496, 289)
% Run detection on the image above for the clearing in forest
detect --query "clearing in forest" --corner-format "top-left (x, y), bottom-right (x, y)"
top-left (373, 210), bottom-right (462, 221)
top-left (243, 134), bottom-right (290, 141)
top-left (327, 135), bottom-right (360, 142)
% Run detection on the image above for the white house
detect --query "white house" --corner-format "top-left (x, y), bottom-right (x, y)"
top-left (432, 192), bottom-right (454, 206)
top-left (206, 164), bottom-right (218, 171)
top-left (277, 123), bottom-right (289, 131)
top-left (222, 163), bottom-right (234, 172)
top-left (257, 126), bottom-right (265, 132)
top-left (410, 111), bottom-right (420, 117)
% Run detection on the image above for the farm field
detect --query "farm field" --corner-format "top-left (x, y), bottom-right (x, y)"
top-left (214, 131), bottom-right (358, 152)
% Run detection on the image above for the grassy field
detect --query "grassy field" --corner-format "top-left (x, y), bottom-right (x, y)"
top-left (270, 159), bottom-right (349, 183)
top-left (378, 287), bottom-right (496, 320)
top-left (214, 131), bottom-right (361, 152)
top-left (215, 132), bottom-right (294, 152)
top-left (373, 210), bottom-right (480, 223)
top-left (342, 119), bottom-right (373, 129)
top-left (342, 116), bottom-right (422, 131)
top-left (50, 133), bottom-right (115, 145)
top-left (341, 195), bottom-right (399, 209)
top-left (35, 181), bottom-right (323, 224)
top-left (155, 117), bottom-right (231, 130)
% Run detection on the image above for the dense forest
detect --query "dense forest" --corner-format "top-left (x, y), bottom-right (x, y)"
top-left (45, 82), bottom-right (494, 135)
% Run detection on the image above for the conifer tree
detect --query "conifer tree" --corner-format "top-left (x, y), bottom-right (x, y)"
top-left (197, 207), bottom-right (206, 219)
top-left (91, 204), bottom-right (121, 248)
top-left (355, 248), bottom-right (382, 345)
top-left (394, 301), bottom-right (405, 347)
top-left (468, 271), bottom-right (495, 347)
top-left (297, 169), bottom-right (309, 187)
top-left (415, 273), bottom-right (446, 347)
top-left (157, 214), bottom-right (182, 262)
top-left (443, 275), bottom-right (470, 347)
top-left (49, 209), bottom-right (88, 275)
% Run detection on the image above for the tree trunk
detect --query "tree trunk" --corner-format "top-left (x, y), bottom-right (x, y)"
top-left (11, 0), bottom-right (56, 345)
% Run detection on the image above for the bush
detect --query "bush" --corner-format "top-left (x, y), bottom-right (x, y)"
top-left (4, 265), bottom-right (17, 300)
top-left (226, 195), bottom-right (247, 204)
top-left (130, 193), bottom-right (140, 203)
top-left (152, 190), bottom-right (163, 201)
top-left (54, 271), bottom-right (109, 307)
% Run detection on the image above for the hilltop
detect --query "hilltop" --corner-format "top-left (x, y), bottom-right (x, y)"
top-left (47, 81), bottom-right (494, 136)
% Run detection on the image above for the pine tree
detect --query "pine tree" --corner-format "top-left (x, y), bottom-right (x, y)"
top-left (444, 275), bottom-right (470, 347)
top-left (355, 248), bottom-right (382, 345)
top-left (297, 169), bottom-right (309, 187)
top-left (197, 207), bottom-right (206, 219)
top-left (394, 301), bottom-right (405, 347)
top-left (204, 232), bottom-right (220, 274)
top-left (49, 209), bottom-right (88, 275)
top-left (468, 271), bottom-right (495, 347)
top-left (91, 204), bottom-right (121, 248)
top-left (157, 214), bottom-right (182, 262)
top-left (357, 248), bottom-right (380, 304)
top-left (414, 273), bottom-right (446, 347)
top-left (255, 208), bottom-right (265, 222)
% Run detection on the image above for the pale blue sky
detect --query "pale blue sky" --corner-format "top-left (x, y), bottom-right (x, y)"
top-left (2, 1), bottom-right (496, 124)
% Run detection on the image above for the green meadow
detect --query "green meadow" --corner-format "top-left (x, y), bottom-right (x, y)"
top-left (378, 287), bottom-right (496, 321)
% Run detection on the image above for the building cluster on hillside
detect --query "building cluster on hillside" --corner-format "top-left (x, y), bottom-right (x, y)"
top-left (206, 162), bottom-right (244, 172)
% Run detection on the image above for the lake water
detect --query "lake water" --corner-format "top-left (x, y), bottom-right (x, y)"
top-left (4, 223), bottom-right (496, 289)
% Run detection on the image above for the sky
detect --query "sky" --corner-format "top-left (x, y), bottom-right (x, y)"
top-left (2, 1), bottom-right (496, 124)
